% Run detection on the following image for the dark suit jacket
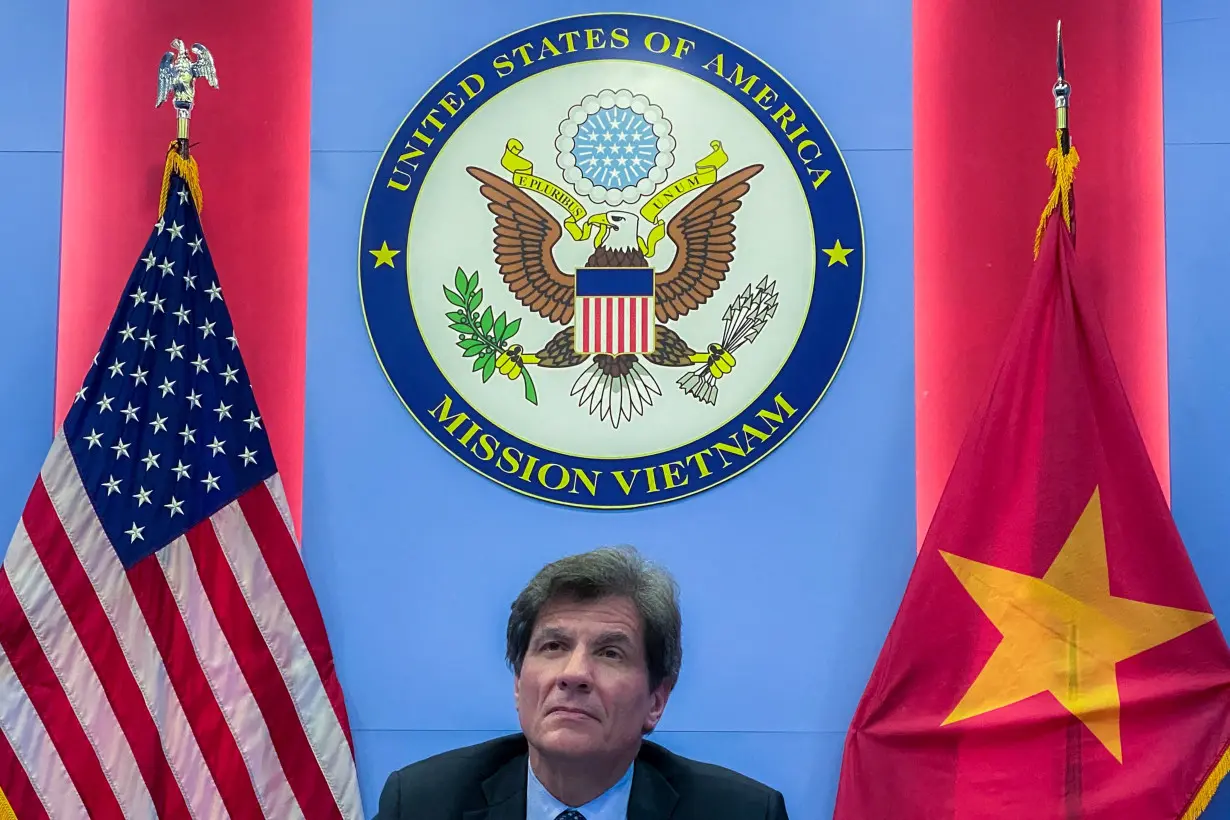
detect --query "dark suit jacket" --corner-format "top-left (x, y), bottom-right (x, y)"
top-left (373, 733), bottom-right (789, 820)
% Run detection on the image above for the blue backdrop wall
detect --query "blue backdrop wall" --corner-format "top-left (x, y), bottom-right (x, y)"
top-left (0, 1), bottom-right (65, 539)
top-left (0, 0), bottom-right (1227, 817)
top-left (1166, 5), bottom-right (1230, 812)
top-left (308, 1), bottom-right (913, 815)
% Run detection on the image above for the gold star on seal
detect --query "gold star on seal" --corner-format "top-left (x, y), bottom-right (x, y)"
top-left (940, 487), bottom-right (1213, 762)
top-left (369, 241), bottom-right (400, 268)
top-left (822, 240), bottom-right (854, 267)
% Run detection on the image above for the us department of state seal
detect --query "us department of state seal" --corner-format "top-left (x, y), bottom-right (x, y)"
top-left (359, 13), bottom-right (864, 509)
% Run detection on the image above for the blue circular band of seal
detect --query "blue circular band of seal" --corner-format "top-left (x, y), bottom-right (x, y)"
top-left (358, 13), bottom-right (864, 509)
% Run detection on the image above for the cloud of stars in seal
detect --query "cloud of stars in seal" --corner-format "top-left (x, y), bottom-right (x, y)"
top-left (557, 89), bottom-right (675, 206)
top-left (572, 107), bottom-right (658, 190)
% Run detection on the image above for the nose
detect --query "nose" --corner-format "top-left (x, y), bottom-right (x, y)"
top-left (555, 647), bottom-right (594, 691)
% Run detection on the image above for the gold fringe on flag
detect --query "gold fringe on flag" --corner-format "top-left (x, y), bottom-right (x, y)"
top-left (158, 140), bottom-right (204, 217)
top-left (1033, 129), bottom-right (1079, 258)
top-left (0, 784), bottom-right (16, 820)
top-left (1183, 742), bottom-right (1230, 819)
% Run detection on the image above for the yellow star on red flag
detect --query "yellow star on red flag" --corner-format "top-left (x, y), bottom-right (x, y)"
top-left (940, 487), bottom-right (1214, 762)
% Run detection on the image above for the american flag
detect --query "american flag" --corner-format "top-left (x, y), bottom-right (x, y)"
top-left (0, 163), bottom-right (363, 818)
top-left (573, 267), bottom-right (657, 355)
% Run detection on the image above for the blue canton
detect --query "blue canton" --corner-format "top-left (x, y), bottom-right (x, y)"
top-left (526, 759), bottom-right (632, 820)
top-left (572, 107), bottom-right (658, 190)
top-left (61, 174), bottom-right (275, 569)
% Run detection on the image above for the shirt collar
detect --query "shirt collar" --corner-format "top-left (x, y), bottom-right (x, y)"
top-left (526, 757), bottom-right (634, 820)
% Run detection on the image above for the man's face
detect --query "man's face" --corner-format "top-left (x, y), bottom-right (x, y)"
top-left (515, 594), bottom-right (671, 765)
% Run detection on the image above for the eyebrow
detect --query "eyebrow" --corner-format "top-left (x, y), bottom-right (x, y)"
top-left (594, 631), bottom-right (633, 648)
top-left (534, 627), bottom-right (571, 644)
top-left (532, 627), bottom-right (633, 647)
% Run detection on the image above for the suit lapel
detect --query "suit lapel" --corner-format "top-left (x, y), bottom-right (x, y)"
top-left (462, 752), bottom-right (527, 820)
top-left (628, 758), bottom-right (678, 820)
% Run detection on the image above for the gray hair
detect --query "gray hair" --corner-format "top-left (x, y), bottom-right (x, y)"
top-left (506, 545), bottom-right (683, 692)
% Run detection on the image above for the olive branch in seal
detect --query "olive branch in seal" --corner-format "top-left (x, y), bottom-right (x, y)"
top-left (443, 267), bottom-right (538, 405)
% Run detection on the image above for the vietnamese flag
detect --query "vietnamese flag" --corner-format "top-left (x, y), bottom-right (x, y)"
top-left (834, 139), bottom-right (1230, 819)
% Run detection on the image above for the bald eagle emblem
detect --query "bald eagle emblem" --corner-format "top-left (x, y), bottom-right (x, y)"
top-left (447, 90), bottom-right (780, 429)
top-left (156, 39), bottom-right (218, 112)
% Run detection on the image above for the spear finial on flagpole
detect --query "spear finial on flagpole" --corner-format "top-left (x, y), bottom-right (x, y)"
top-left (1034, 20), bottom-right (1079, 257)
top-left (1054, 20), bottom-right (1072, 155)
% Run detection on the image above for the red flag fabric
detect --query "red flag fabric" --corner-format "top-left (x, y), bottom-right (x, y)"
top-left (834, 149), bottom-right (1230, 819)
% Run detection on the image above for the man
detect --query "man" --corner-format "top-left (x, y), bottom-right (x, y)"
top-left (374, 545), bottom-right (790, 819)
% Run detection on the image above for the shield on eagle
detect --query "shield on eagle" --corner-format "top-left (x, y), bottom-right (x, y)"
top-left (573, 266), bottom-right (657, 355)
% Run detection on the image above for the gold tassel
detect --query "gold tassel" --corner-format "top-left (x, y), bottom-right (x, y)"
top-left (158, 140), bottom-right (204, 217)
top-left (1033, 129), bottom-right (1079, 258)
top-left (1183, 743), bottom-right (1230, 819)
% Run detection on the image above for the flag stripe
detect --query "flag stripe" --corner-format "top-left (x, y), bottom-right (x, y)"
top-left (0, 726), bottom-right (47, 820)
top-left (242, 480), bottom-right (354, 751)
top-left (618, 298), bottom-right (626, 353)
top-left (42, 437), bottom-right (230, 819)
top-left (605, 297), bottom-right (613, 353)
top-left (213, 498), bottom-right (360, 814)
top-left (5, 525), bottom-right (155, 817)
top-left (630, 298), bottom-right (638, 352)
top-left (152, 540), bottom-right (299, 818)
top-left (20, 480), bottom-right (190, 819)
top-left (263, 474), bottom-right (299, 552)
top-left (0, 648), bottom-right (80, 820)
top-left (0, 572), bottom-right (123, 818)
top-left (590, 297), bottom-right (599, 352)
top-left (642, 298), bottom-right (650, 351)
top-left (128, 551), bottom-right (265, 818)
top-left (186, 520), bottom-right (340, 817)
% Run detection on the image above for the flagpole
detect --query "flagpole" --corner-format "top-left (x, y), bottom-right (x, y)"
top-left (1053, 22), bottom-right (1085, 819)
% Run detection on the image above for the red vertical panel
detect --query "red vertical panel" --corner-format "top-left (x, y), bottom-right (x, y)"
top-left (56, 0), bottom-right (311, 535)
top-left (913, 1), bottom-right (1167, 544)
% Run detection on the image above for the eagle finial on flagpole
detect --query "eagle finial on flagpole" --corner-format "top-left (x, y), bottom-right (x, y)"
top-left (156, 38), bottom-right (218, 158)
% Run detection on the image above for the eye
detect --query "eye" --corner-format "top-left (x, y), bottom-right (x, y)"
top-left (600, 647), bottom-right (624, 660)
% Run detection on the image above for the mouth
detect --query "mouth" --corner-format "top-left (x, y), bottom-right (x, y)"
top-left (547, 706), bottom-right (597, 721)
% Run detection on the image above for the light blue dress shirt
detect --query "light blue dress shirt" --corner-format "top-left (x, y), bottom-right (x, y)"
top-left (526, 758), bottom-right (634, 820)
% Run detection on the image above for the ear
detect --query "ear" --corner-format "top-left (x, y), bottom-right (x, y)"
top-left (642, 677), bottom-right (674, 733)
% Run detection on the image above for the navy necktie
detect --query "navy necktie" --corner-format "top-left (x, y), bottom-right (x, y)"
top-left (556, 812), bottom-right (586, 820)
